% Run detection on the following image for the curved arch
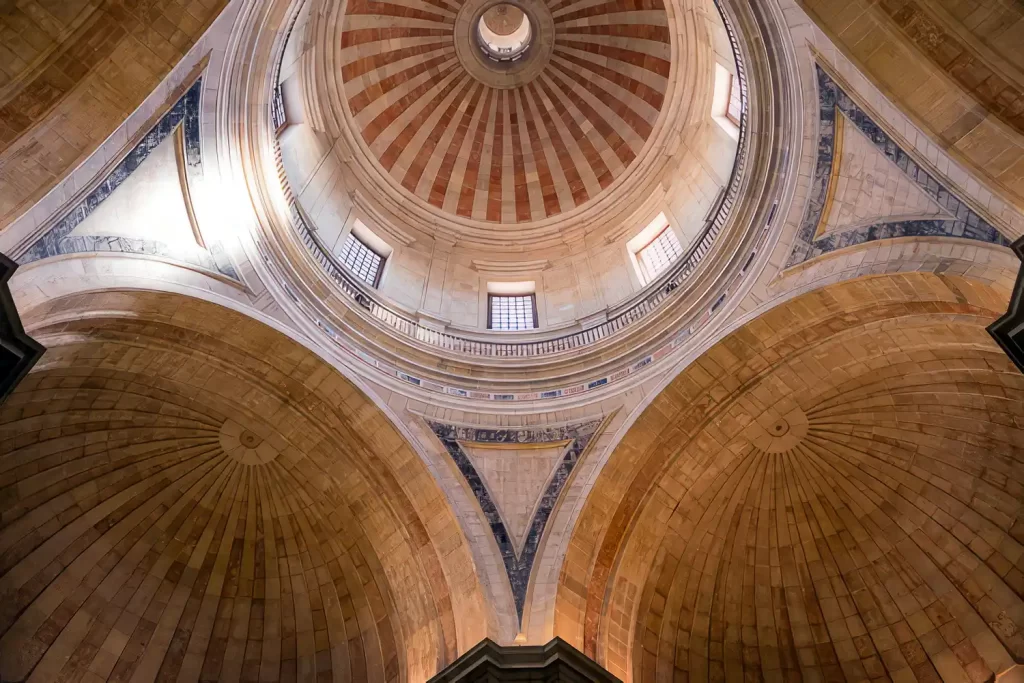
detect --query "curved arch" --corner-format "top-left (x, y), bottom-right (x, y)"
top-left (554, 271), bottom-right (1022, 680)
top-left (0, 3), bottom-right (230, 229)
top-left (211, 0), bottom-right (798, 403)
top-left (0, 289), bottom-right (488, 682)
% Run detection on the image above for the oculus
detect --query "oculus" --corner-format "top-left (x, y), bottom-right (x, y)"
top-left (477, 4), bottom-right (532, 62)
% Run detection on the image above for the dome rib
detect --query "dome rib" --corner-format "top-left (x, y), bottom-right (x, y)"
top-left (338, 0), bottom-right (671, 223)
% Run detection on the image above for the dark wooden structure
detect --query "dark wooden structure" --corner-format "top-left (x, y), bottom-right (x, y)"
top-left (0, 253), bottom-right (44, 403)
top-left (428, 638), bottom-right (620, 683)
top-left (989, 236), bottom-right (1024, 373)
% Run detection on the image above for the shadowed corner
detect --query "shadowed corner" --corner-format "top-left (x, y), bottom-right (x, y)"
top-left (989, 235), bottom-right (1024, 374)
top-left (0, 253), bottom-right (43, 405)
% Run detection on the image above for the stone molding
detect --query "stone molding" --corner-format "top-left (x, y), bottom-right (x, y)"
top-left (452, 0), bottom-right (555, 90)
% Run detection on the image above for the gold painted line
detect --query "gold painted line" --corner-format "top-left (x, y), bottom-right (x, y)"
top-left (174, 125), bottom-right (206, 249)
top-left (815, 105), bottom-right (843, 241)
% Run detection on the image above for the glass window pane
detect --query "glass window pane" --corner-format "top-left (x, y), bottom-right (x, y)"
top-left (489, 295), bottom-right (536, 331)
top-left (339, 233), bottom-right (384, 287)
top-left (637, 226), bottom-right (683, 284)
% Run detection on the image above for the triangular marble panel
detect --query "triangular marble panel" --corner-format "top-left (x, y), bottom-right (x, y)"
top-left (460, 441), bottom-right (569, 554)
top-left (818, 111), bottom-right (951, 237)
top-left (786, 65), bottom-right (1008, 268)
top-left (429, 420), bottom-right (602, 624)
top-left (17, 77), bottom-right (238, 280)
top-left (70, 132), bottom-right (198, 247)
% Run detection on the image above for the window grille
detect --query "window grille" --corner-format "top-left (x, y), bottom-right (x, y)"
top-left (271, 85), bottom-right (287, 132)
top-left (488, 294), bottom-right (537, 331)
top-left (339, 233), bottom-right (384, 287)
top-left (637, 225), bottom-right (683, 284)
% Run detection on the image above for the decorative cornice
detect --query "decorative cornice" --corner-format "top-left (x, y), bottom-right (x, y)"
top-left (350, 189), bottom-right (416, 246)
top-left (0, 253), bottom-right (44, 403)
top-left (471, 258), bottom-right (550, 274)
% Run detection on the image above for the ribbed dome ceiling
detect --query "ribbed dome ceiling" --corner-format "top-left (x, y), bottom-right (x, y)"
top-left (0, 292), bottom-right (487, 683)
top-left (339, 0), bottom-right (670, 223)
top-left (554, 273), bottom-right (1024, 681)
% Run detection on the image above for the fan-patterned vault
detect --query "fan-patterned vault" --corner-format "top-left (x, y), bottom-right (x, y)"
top-left (0, 291), bottom-right (487, 682)
top-left (337, 0), bottom-right (671, 223)
top-left (555, 272), bottom-right (1024, 681)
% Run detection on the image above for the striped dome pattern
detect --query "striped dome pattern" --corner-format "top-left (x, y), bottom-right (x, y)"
top-left (339, 0), bottom-right (671, 223)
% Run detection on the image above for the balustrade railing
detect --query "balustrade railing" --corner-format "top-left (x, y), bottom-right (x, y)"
top-left (282, 1), bottom-right (750, 359)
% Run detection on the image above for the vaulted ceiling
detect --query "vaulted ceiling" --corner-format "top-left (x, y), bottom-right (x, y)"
top-left (0, 291), bottom-right (487, 683)
top-left (336, 0), bottom-right (671, 223)
top-left (557, 272), bottom-right (1024, 681)
top-left (796, 0), bottom-right (1024, 211)
top-left (0, 0), bottom-right (228, 229)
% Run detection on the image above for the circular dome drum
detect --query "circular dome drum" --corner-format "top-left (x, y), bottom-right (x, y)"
top-left (240, 0), bottom-right (795, 395)
top-left (328, 0), bottom-right (679, 229)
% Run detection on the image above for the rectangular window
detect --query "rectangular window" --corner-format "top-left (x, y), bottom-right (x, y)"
top-left (712, 63), bottom-right (740, 140)
top-left (271, 85), bottom-right (287, 132)
top-left (339, 232), bottom-right (384, 287)
top-left (488, 294), bottom-right (537, 331)
top-left (726, 74), bottom-right (742, 126)
top-left (637, 225), bottom-right (683, 285)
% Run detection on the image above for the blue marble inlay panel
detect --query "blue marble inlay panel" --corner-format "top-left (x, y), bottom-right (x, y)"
top-left (18, 78), bottom-right (238, 280)
top-left (428, 420), bottom-right (601, 624)
top-left (786, 65), bottom-right (1009, 268)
